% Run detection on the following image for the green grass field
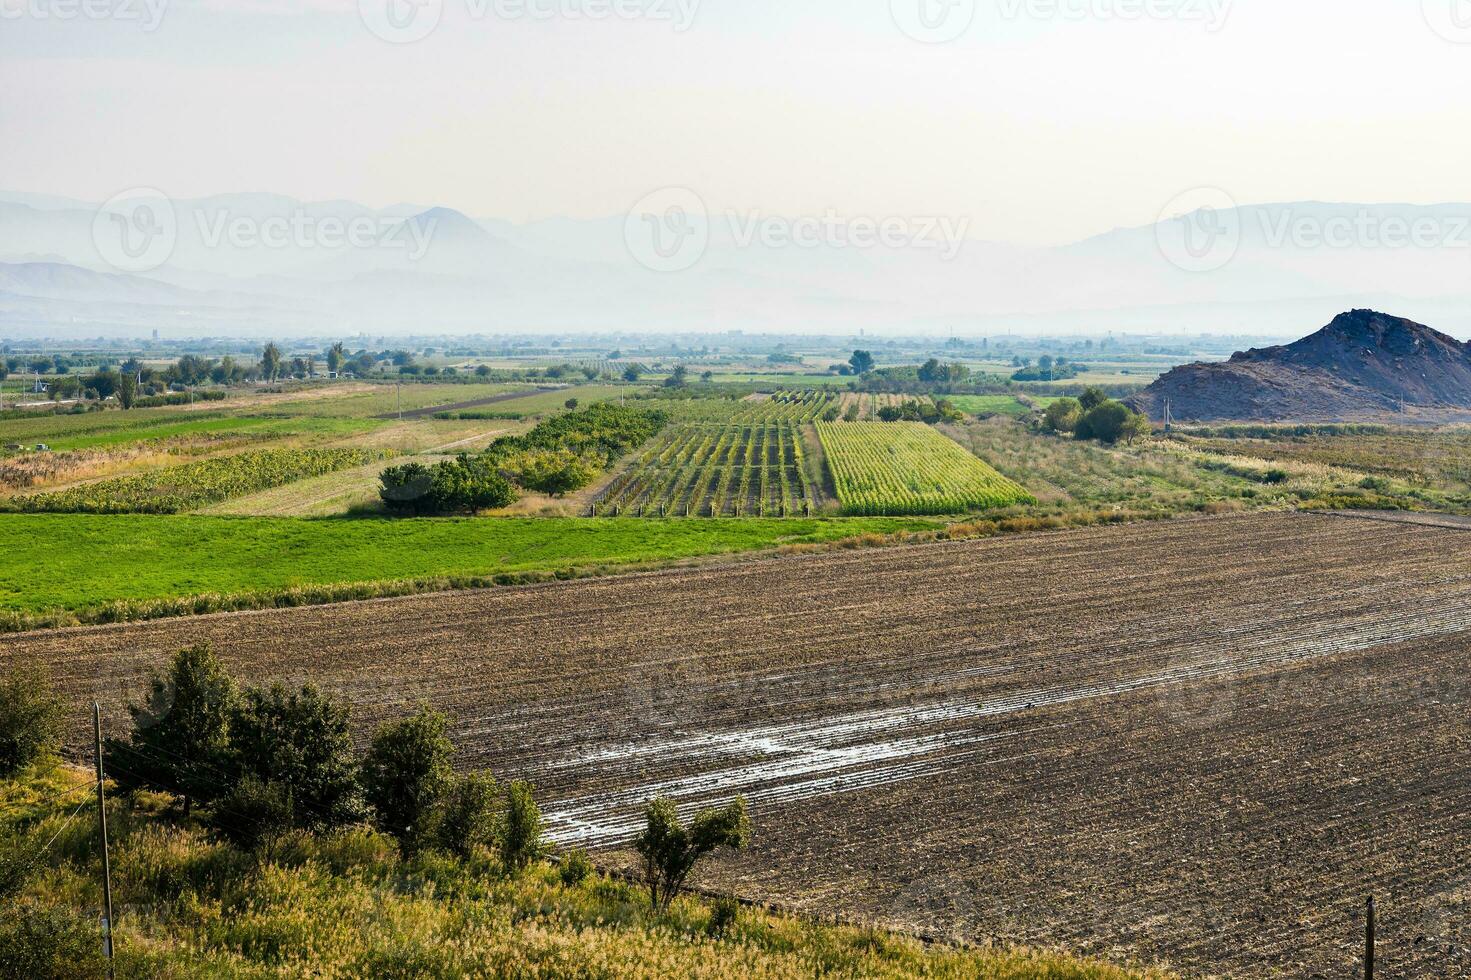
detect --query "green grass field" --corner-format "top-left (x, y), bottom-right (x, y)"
top-left (0, 514), bottom-right (938, 614)
top-left (944, 395), bottom-right (1030, 417)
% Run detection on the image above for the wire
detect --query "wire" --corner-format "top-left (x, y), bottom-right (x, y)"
top-left (5, 797), bottom-right (91, 883)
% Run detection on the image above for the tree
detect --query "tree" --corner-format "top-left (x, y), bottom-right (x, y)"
top-left (877, 405), bottom-right (902, 422)
top-left (436, 771), bottom-right (499, 860)
top-left (380, 457), bottom-right (518, 515)
top-left (634, 796), bottom-right (750, 912)
top-left (327, 343), bottom-right (346, 375)
top-left (622, 365), bottom-right (643, 383)
top-left (848, 350), bottom-right (875, 375)
top-left (663, 365), bottom-right (689, 388)
top-left (1122, 409), bottom-right (1152, 445)
top-left (1075, 400), bottom-right (1132, 444)
top-left (1078, 386), bottom-right (1108, 412)
top-left (1042, 397), bottom-right (1082, 433)
top-left (0, 665), bottom-right (64, 778)
top-left (211, 776), bottom-right (295, 853)
top-left (360, 705), bottom-right (454, 853)
top-left (260, 343), bottom-right (283, 382)
top-left (106, 644), bottom-right (236, 816)
top-left (564, 398), bottom-right (579, 411)
top-left (499, 780), bottom-right (545, 873)
top-left (700, 371), bottom-right (714, 383)
top-left (225, 682), bottom-right (360, 829)
top-left (117, 372), bottom-right (137, 409)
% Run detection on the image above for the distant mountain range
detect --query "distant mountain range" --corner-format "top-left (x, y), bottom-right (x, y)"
top-left (1129, 310), bottom-right (1471, 423)
top-left (2, 192), bottom-right (1470, 338)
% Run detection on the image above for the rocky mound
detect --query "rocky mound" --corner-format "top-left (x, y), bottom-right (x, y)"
top-left (1128, 310), bottom-right (1471, 423)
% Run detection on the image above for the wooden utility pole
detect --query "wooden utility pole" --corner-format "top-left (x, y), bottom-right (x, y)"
top-left (93, 703), bottom-right (116, 980)
top-left (1365, 896), bottom-right (1375, 980)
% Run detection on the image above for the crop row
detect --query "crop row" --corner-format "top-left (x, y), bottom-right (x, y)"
top-left (0, 448), bottom-right (387, 514)
top-left (815, 421), bottom-right (1034, 516)
top-left (591, 423), bottom-right (819, 517)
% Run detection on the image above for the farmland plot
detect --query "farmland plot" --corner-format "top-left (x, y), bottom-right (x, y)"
top-left (13, 512), bottom-right (1471, 978)
top-left (816, 421), bottom-right (1034, 515)
top-left (591, 422), bottom-right (822, 516)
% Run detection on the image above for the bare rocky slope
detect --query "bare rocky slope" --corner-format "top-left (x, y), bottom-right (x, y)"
top-left (1128, 309), bottom-right (1471, 422)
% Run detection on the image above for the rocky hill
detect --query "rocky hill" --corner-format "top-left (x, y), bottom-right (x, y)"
top-left (1128, 310), bottom-right (1471, 423)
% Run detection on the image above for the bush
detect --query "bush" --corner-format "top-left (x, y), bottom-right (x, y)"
top-left (707, 895), bottom-right (740, 937)
top-left (1042, 397), bottom-right (1082, 434)
top-left (0, 900), bottom-right (104, 979)
top-left (633, 795), bottom-right (750, 912)
top-left (498, 780), bottom-right (545, 874)
top-left (559, 848), bottom-right (594, 887)
top-left (360, 706), bottom-right (454, 853)
top-left (0, 664), bottom-right (64, 778)
top-left (435, 771), bottom-right (498, 859)
top-left (211, 777), bottom-right (295, 852)
top-left (505, 450), bottom-right (599, 497)
top-left (1074, 401), bottom-right (1135, 444)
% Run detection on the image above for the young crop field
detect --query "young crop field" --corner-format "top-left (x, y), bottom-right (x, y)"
top-left (0, 513), bottom-right (936, 617)
top-left (943, 394), bottom-right (1032, 417)
top-left (13, 513), bottom-right (1471, 978)
top-left (592, 422), bottom-right (823, 516)
top-left (0, 448), bottom-right (385, 514)
top-left (816, 421), bottom-right (1034, 515)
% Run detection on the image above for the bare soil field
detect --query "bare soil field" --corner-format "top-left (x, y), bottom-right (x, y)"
top-left (7, 512), bottom-right (1471, 978)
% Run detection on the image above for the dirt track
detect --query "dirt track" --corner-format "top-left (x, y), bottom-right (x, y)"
top-left (6, 512), bottom-right (1470, 978)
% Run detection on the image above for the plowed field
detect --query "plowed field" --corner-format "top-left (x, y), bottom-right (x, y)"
top-left (8, 512), bottom-right (1470, 978)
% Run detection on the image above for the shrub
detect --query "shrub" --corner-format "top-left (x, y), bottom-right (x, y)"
top-left (435, 771), bottom-right (498, 859)
top-left (498, 780), bottom-right (545, 874)
top-left (1042, 397), bottom-right (1082, 434)
top-left (360, 705), bottom-right (454, 853)
top-left (1075, 401), bottom-right (1135, 444)
top-left (633, 795), bottom-right (750, 912)
top-left (211, 777), bottom-right (295, 853)
top-left (0, 664), bottom-right (64, 778)
top-left (707, 895), bottom-right (740, 937)
top-left (504, 449), bottom-right (599, 497)
top-left (0, 900), bottom-right (104, 979)
top-left (559, 848), bottom-right (594, 887)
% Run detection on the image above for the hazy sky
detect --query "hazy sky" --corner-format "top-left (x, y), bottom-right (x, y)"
top-left (3, 0), bottom-right (1468, 245)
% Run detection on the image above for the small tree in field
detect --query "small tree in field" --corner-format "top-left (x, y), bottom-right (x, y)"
top-left (499, 780), bottom-right (545, 873)
top-left (634, 796), bottom-right (750, 912)
top-left (564, 398), bottom-right (579, 411)
top-left (0, 665), bottom-right (64, 778)
top-left (106, 644), bottom-right (236, 816)
top-left (360, 705), bottom-right (454, 853)
top-left (436, 771), bottom-right (499, 859)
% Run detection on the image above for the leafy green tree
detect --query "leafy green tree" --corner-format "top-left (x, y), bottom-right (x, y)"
top-left (436, 771), bottom-right (499, 859)
top-left (225, 682), bottom-right (360, 828)
top-left (564, 398), bottom-right (579, 411)
top-left (380, 457), bottom-right (518, 515)
top-left (1078, 386), bottom-right (1108, 412)
top-left (1042, 397), bottom-right (1082, 433)
top-left (117, 371), bottom-right (137, 409)
top-left (326, 342), bottom-right (346, 375)
top-left (877, 405), bottom-right (901, 422)
top-left (849, 350), bottom-right (875, 375)
top-left (259, 343), bottom-right (283, 382)
top-left (107, 644), bottom-right (236, 815)
top-left (633, 796), bottom-right (750, 912)
top-left (622, 365), bottom-right (643, 383)
top-left (0, 665), bottom-right (64, 778)
top-left (1075, 400), bottom-right (1132, 444)
top-left (360, 705), bottom-right (454, 852)
top-left (559, 849), bottom-right (594, 887)
top-left (1122, 409), bottom-right (1152, 445)
top-left (499, 780), bottom-right (545, 874)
